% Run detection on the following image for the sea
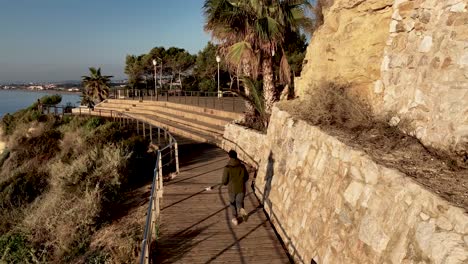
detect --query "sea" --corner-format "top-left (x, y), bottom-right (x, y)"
top-left (0, 90), bottom-right (81, 118)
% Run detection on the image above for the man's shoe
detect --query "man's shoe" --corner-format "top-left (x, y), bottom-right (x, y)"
top-left (240, 208), bottom-right (248, 222)
top-left (231, 218), bottom-right (238, 226)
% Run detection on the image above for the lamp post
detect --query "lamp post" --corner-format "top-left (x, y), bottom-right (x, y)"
top-left (152, 59), bottom-right (158, 100)
top-left (216, 55), bottom-right (221, 98)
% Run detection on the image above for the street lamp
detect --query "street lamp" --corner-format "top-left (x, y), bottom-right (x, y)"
top-left (157, 57), bottom-right (162, 95)
top-left (216, 55), bottom-right (221, 98)
top-left (152, 59), bottom-right (158, 100)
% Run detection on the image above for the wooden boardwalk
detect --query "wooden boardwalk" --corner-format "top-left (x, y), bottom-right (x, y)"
top-left (152, 144), bottom-right (290, 264)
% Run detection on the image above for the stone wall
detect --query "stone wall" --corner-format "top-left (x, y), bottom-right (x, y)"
top-left (221, 123), bottom-right (265, 167)
top-left (295, 0), bottom-right (468, 158)
top-left (222, 107), bottom-right (468, 264)
top-left (378, 0), bottom-right (468, 157)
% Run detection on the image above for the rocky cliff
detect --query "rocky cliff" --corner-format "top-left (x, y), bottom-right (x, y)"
top-left (295, 0), bottom-right (468, 160)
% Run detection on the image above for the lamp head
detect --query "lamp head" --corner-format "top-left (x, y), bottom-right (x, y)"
top-left (216, 55), bottom-right (221, 63)
top-left (152, 59), bottom-right (157, 66)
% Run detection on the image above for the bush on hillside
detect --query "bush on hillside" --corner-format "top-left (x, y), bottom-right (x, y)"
top-left (0, 233), bottom-right (36, 263)
top-left (0, 103), bottom-right (152, 263)
top-left (39, 94), bottom-right (62, 106)
top-left (284, 82), bottom-right (372, 130)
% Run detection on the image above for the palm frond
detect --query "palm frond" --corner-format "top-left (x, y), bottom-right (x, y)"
top-left (226, 41), bottom-right (259, 78)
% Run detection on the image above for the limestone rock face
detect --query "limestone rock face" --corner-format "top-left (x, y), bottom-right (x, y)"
top-left (295, 0), bottom-right (468, 159)
top-left (295, 0), bottom-right (394, 105)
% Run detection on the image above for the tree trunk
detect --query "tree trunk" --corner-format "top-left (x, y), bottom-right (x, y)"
top-left (241, 58), bottom-right (256, 116)
top-left (262, 56), bottom-right (275, 114)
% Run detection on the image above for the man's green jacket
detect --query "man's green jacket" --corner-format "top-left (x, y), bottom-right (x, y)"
top-left (222, 158), bottom-right (249, 194)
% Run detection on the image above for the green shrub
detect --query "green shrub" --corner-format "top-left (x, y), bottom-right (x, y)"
top-left (1, 113), bottom-right (16, 135)
top-left (87, 122), bottom-right (122, 145)
top-left (86, 251), bottom-right (111, 264)
top-left (61, 114), bottom-right (73, 124)
top-left (40, 94), bottom-right (62, 106)
top-left (85, 117), bottom-right (105, 130)
top-left (13, 129), bottom-right (62, 163)
top-left (0, 168), bottom-right (49, 208)
top-left (0, 233), bottom-right (34, 263)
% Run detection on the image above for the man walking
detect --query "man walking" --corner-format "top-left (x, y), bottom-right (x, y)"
top-left (222, 150), bottom-right (249, 226)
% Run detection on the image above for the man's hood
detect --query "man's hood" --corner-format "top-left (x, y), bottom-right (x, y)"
top-left (227, 158), bottom-right (241, 167)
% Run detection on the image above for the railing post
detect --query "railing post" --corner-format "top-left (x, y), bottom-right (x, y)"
top-left (157, 127), bottom-right (160, 145)
top-left (175, 142), bottom-right (179, 173)
top-left (149, 126), bottom-right (153, 142)
top-left (170, 137), bottom-right (173, 162)
top-left (143, 122), bottom-right (146, 138)
top-left (137, 120), bottom-right (139, 135)
top-left (158, 153), bottom-right (163, 197)
top-left (145, 242), bottom-right (150, 264)
top-left (151, 195), bottom-right (158, 240)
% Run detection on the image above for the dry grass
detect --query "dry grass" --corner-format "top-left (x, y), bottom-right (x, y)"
top-left (84, 187), bottom-right (148, 264)
top-left (21, 142), bottom-right (131, 261)
top-left (280, 82), bottom-right (468, 210)
top-left (24, 186), bottom-right (101, 261)
top-left (285, 82), bottom-right (373, 130)
top-left (0, 111), bottom-right (150, 263)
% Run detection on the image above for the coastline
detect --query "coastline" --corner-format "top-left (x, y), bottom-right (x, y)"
top-left (1, 88), bottom-right (81, 96)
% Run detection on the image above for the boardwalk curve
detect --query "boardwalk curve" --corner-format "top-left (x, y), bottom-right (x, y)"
top-left (153, 144), bottom-right (290, 264)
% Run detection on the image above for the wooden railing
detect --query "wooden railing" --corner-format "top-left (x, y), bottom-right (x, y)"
top-left (111, 89), bottom-right (246, 113)
top-left (46, 105), bottom-right (178, 264)
top-left (139, 132), bottom-right (178, 264)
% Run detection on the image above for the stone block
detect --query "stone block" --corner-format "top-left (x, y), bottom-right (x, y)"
top-left (420, 212), bottom-right (430, 221)
top-left (416, 220), bottom-right (435, 253)
top-left (359, 213), bottom-right (390, 253)
top-left (436, 216), bottom-right (454, 231)
top-left (450, 2), bottom-right (466, 13)
top-left (344, 181), bottom-right (365, 207)
top-left (419, 36), bottom-right (433, 52)
top-left (398, 2), bottom-right (415, 18)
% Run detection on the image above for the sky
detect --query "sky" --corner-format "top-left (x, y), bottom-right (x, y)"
top-left (0, 0), bottom-right (211, 82)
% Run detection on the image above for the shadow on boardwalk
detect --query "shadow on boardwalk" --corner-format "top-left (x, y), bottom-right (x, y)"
top-left (151, 144), bottom-right (290, 264)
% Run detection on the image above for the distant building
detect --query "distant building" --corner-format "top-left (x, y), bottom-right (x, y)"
top-left (27, 85), bottom-right (44, 90)
top-left (44, 84), bottom-right (57, 89)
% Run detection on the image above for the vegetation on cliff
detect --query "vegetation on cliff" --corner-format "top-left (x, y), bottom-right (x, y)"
top-left (280, 83), bottom-right (468, 210)
top-left (0, 97), bottom-right (153, 263)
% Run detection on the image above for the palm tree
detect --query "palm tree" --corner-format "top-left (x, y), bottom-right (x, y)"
top-left (204, 0), bottom-right (313, 113)
top-left (81, 67), bottom-right (113, 104)
top-left (230, 77), bottom-right (268, 130)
